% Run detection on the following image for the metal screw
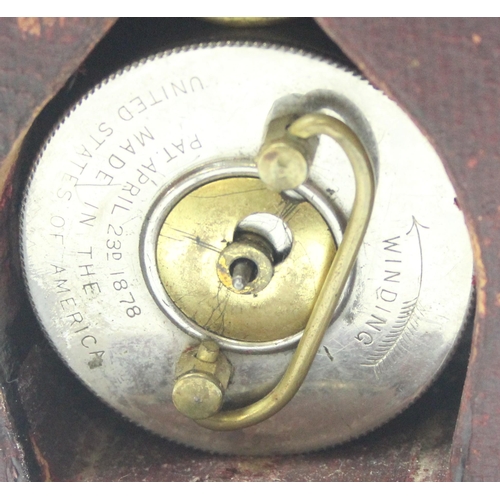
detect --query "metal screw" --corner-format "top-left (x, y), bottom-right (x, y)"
top-left (231, 258), bottom-right (256, 290)
top-left (172, 341), bottom-right (231, 420)
top-left (256, 115), bottom-right (314, 192)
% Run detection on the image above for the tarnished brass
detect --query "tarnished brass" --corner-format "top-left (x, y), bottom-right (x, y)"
top-left (172, 341), bottom-right (232, 420)
top-left (256, 115), bottom-right (317, 192)
top-left (156, 177), bottom-right (336, 343)
top-left (197, 113), bottom-right (375, 430)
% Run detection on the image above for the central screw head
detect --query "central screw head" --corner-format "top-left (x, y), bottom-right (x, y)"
top-left (217, 236), bottom-right (274, 295)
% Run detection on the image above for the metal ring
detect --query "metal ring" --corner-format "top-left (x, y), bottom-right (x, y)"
top-left (140, 159), bottom-right (347, 354)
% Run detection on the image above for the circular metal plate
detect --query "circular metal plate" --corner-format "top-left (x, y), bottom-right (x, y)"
top-left (154, 176), bottom-right (336, 343)
top-left (21, 42), bottom-right (473, 454)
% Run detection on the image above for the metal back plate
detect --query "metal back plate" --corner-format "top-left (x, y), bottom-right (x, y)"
top-left (21, 43), bottom-right (472, 454)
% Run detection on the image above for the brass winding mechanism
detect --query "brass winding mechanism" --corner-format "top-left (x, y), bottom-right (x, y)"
top-left (170, 113), bottom-right (375, 429)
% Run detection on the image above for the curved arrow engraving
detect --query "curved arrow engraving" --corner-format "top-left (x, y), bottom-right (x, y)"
top-left (406, 216), bottom-right (429, 298)
top-left (363, 217), bottom-right (428, 369)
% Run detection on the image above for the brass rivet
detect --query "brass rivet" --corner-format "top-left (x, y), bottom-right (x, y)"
top-left (256, 140), bottom-right (309, 192)
top-left (172, 341), bottom-right (232, 420)
top-left (172, 372), bottom-right (224, 420)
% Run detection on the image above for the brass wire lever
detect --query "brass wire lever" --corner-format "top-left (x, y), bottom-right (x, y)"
top-left (191, 113), bottom-right (375, 430)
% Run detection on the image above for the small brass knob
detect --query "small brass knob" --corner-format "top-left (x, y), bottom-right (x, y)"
top-left (256, 115), bottom-right (315, 192)
top-left (172, 341), bottom-right (232, 420)
top-left (256, 139), bottom-right (309, 192)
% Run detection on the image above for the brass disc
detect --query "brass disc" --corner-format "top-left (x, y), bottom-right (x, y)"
top-left (156, 177), bottom-right (336, 343)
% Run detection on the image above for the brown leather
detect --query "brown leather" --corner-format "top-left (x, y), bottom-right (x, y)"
top-left (0, 17), bottom-right (116, 481)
